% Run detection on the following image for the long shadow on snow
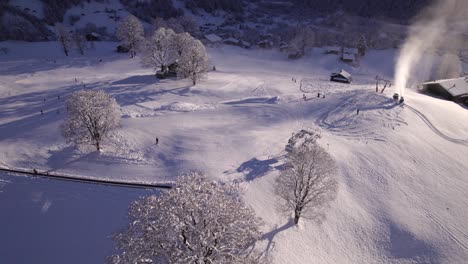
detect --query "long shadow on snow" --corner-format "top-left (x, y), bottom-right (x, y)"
top-left (0, 53), bottom-right (127, 75)
top-left (108, 75), bottom-right (196, 107)
top-left (261, 220), bottom-right (295, 255)
top-left (0, 82), bottom-right (110, 139)
top-left (236, 157), bottom-right (284, 181)
top-left (384, 221), bottom-right (439, 262)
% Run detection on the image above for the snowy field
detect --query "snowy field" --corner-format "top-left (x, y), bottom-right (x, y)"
top-left (1, 41), bottom-right (468, 263)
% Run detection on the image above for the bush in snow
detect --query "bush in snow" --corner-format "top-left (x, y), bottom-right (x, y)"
top-left (62, 90), bottom-right (120, 151)
top-left (177, 39), bottom-right (210, 85)
top-left (110, 172), bottom-right (265, 264)
top-left (116, 15), bottom-right (144, 58)
top-left (56, 23), bottom-right (73, 56)
top-left (276, 131), bottom-right (338, 225)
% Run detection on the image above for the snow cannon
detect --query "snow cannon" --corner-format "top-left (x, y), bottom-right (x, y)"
top-left (399, 96), bottom-right (405, 104)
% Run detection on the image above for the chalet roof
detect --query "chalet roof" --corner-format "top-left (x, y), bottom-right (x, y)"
top-left (421, 77), bottom-right (468, 97)
top-left (240, 40), bottom-right (251, 47)
top-left (205, 34), bottom-right (222, 42)
top-left (332, 69), bottom-right (352, 79)
top-left (224, 37), bottom-right (240, 44)
top-left (327, 46), bottom-right (341, 52)
top-left (343, 47), bottom-right (358, 54)
top-left (342, 53), bottom-right (355, 61)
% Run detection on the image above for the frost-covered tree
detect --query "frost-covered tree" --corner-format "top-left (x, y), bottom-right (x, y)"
top-left (357, 35), bottom-right (367, 57)
top-left (288, 27), bottom-right (315, 59)
top-left (172, 32), bottom-right (195, 57)
top-left (111, 172), bottom-right (264, 264)
top-left (116, 15), bottom-right (144, 58)
top-left (276, 131), bottom-right (338, 225)
top-left (141, 27), bottom-right (176, 73)
top-left (73, 33), bottom-right (86, 55)
top-left (178, 16), bottom-right (200, 37)
top-left (56, 23), bottom-right (73, 56)
top-left (177, 39), bottom-right (210, 85)
top-left (62, 90), bottom-right (120, 151)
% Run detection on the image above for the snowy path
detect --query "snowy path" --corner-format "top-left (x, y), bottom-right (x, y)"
top-left (0, 167), bottom-right (171, 189)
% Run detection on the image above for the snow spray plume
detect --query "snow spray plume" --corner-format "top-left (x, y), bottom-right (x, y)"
top-left (394, 0), bottom-right (468, 96)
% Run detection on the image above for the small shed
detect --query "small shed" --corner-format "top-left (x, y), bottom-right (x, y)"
top-left (330, 70), bottom-right (352, 83)
top-left (86, 32), bottom-right (100, 41)
top-left (421, 77), bottom-right (468, 104)
top-left (343, 47), bottom-right (358, 55)
top-left (224, 37), bottom-right (240, 45)
top-left (258, 40), bottom-right (273, 49)
top-left (205, 34), bottom-right (222, 43)
top-left (341, 53), bottom-right (356, 63)
top-left (240, 40), bottom-right (251, 49)
top-left (325, 46), bottom-right (341, 54)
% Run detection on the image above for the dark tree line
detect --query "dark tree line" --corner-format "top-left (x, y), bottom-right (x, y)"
top-left (0, 5), bottom-right (52, 41)
top-left (120, 0), bottom-right (183, 22)
top-left (185, 0), bottom-right (244, 13)
top-left (292, 0), bottom-right (431, 22)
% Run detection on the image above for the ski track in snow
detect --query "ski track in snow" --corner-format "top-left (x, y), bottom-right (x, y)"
top-left (405, 104), bottom-right (468, 147)
top-left (399, 186), bottom-right (468, 251)
top-left (318, 91), bottom-right (406, 141)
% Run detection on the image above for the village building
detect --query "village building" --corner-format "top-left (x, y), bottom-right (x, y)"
top-left (204, 34), bottom-right (222, 43)
top-left (325, 46), bottom-right (341, 55)
top-left (330, 69), bottom-right (352, 83)
top-left (341, 47), bottom-right (358, 63)
top-left (420, 77), bottom-right (468, 104)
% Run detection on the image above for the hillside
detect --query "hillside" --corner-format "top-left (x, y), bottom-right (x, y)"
top-left (0, 40), bottom-right (468, 263)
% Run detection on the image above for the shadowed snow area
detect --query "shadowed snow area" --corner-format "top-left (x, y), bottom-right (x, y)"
top-left (1, 41), bottom-right (468, 263)
top-left (0, 172), bottom-right (156, 263)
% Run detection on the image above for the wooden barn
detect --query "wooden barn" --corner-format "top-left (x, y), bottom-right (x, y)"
top-left (420, 77), bottom-right (468, 105)
top-left (330, 70), bottom-right (352, 83)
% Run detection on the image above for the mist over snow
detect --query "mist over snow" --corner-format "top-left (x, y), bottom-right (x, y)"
top-left (395, 0), bottom-right (468, 96)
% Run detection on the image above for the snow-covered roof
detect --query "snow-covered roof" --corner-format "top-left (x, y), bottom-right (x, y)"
top-left (327, 46), bottom-right (341, 52)
top-left (342, 53), bottom-right (355, 61)
top-left (224, 38), bottom-right (240, 44)
top-left (421, 77), bottom-right (468, 97)
top-left (343, 47), bottom-right (358, 54)
top-left (332, 69), bottom-right (352, 79)
top-left (205, 34), bottom-right (222, 42)
top-left (241, 40), bottom-right (251, 47)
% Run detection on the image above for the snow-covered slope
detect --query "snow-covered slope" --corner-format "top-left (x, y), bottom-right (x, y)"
top-left (0, 41), bottom-right (468, 263)
top-left (63, 0), bottom-right (133, 34)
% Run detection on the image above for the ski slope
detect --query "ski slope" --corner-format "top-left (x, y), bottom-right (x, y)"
top-left (1, 41), bottom-right (468, 263)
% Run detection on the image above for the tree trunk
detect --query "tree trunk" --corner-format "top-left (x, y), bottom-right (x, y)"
top-left (294, 212), bottom-right (300, 225)
top-left (96, 141), bottom-right (100, 151)
top-left (62, 41), bottom-right (69, 56)
top-left (294, 208), bottom-right (301, 224)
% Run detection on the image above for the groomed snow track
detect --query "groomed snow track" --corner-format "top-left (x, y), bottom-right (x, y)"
top-left (0, 167), bottom-right (172, 189)
top-left (406, 104), bottom-right (468, 147)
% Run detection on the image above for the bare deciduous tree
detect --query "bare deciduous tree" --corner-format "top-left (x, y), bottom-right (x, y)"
top-left (56, 23), bottom-right (73, 56)
top-left (177, 39), bottom-right (210, 85)
top-left (110, 172), bottom-right (265, 264)
top-left (116, 15), bottom-right (144, 58)
top-left (276, 132), bottom-right (338, 225)
top-left (62, 90), bottom-right (120, 151)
